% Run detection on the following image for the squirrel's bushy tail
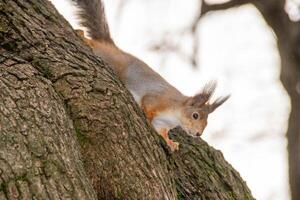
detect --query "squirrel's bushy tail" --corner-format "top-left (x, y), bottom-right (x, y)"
top-left (73, 0), bottom-right (113, 43)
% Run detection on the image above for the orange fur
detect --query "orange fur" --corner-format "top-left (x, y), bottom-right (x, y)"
top-left (75, 28), bottom-right (228, 152)
top-left (76, 30), bottom-right (130, 80)
top-left (74, 0), bottom-right (229, 152)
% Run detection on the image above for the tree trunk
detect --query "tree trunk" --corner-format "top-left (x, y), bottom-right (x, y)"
top-left (279, 35), bottom-right (300, 200)
top-left (170, 128), bottom-right (254, 200)
top-left (0, 0), bottom-right (254, 199)
top-left (252, 2), bottom-right (300, 199)
top-left (280, 49), bottom-right (300, 200)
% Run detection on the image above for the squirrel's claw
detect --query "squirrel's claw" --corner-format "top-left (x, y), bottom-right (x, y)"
top-left (159, 128), bottom-right (179, 152)
top-left (168, 140), bottom-right (179, 152)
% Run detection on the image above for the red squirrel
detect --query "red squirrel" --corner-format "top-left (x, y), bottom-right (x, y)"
top-left (73, 0), bottom-right (229, 151)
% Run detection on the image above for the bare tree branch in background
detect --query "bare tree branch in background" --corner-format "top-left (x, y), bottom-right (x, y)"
top-left (201, 0), bottom-right (252, 14)
top-left (176, 0), bottom-right (300, 199)
top-left (148, 0), bottom-right (203, 68)
top-left (149, 31), bottom-right (199, 68)
top-left (149, 0), bottom-right (253, 68)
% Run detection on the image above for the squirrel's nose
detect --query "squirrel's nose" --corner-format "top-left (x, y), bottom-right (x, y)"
top-left (196, 132), bottom-right (201, 137)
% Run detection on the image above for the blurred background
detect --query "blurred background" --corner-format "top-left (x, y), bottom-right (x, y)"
top-left (50, 0), bottom-right (300, 199)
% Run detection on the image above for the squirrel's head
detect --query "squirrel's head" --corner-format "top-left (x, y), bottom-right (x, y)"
top-left (180, 82), bottom-right (229, 137)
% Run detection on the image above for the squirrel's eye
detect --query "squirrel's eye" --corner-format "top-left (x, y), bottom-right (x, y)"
top-left (192, 112), bottom-right (199, 120)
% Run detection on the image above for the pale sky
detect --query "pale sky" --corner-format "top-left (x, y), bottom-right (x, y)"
top-left (50, 0), bottom-right (291, 199)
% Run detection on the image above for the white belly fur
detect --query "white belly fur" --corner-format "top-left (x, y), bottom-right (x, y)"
top-left (129, 89), bottom-right (182, 132)
top-left (151, 110), bottom-right (181, 132)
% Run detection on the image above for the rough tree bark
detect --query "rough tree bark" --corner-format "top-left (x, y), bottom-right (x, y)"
top-left (0, 0), bottom-right (254, 199)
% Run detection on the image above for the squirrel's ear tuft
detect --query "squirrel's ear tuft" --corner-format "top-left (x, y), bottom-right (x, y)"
top-left (209, 95), bottom-right (230, 113)
top-left (187, 81), bottom-right (217, 107)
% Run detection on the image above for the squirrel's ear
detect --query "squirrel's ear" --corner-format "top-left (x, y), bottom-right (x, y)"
top-left (184, 95), bottom-right (207, 107)
top-left (184, 97), bottom-right (195, 106)
top-left (209, 95), bottom-right (230, 113)
top-left (190, 81), bottom-right (217, 107)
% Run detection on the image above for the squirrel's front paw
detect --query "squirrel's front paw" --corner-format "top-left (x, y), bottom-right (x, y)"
top-left (168, 140), bottom-right (179, 152)
top-left (158, 128), bottom-right (179, 152)
top-left (75, 29), bottom-right (85, 37)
